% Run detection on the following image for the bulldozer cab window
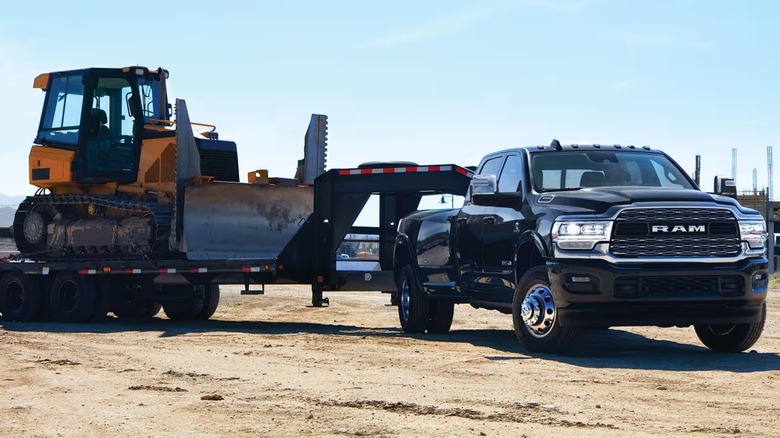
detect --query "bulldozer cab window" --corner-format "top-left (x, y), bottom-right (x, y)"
top-left (37, 74), bottom-right (85, 147)
top-left (137, 76), bottom-right (162, 122)
top-left (84, 77), bottom-right (137, 175)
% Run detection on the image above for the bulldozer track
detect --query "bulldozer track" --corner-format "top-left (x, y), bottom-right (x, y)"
top-left (13, 194), bottom-right (174, 261)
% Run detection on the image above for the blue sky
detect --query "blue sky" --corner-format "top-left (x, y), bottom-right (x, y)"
top-left (0, 0), bottom-right (777, 202)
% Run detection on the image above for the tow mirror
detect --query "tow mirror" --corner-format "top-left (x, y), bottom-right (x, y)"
top-left (471, 174), bottom-right (497, 195)
top-left (714, 175), bottom-right (737, 198)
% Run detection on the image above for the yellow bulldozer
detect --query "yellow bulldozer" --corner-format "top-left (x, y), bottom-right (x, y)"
top-left (16, 66), bottom-right (326, 261)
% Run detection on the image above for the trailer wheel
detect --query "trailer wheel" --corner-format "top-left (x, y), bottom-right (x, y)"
top-left (162, 285), bottom-right (203, 320)
top-left (427, 300), bottom-right (455, 334)
top-left (113, 298), bottom-right (160, 319)
top-left (112, 281), bottom-right (160, 319)
top-left (512, 266), bottom-right (578, 353)
top-left (162, 284), bottom-right (219, 320)
top-left (196, 285), bottom-right (220, 320)
top-left (397, 265), bottom-right (429, 333)
top-left (50, 272), bottom-right (96, 323)
top-left (0, 272), bottom-right (43, 321)
top-left (694, 303), bottom-right (766, 352)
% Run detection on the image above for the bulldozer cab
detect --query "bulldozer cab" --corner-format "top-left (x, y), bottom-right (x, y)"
top-left (34, 67), bottom-right (167, 184)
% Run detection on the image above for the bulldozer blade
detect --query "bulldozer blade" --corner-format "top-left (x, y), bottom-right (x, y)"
top-left (181, 182), bottom-right (313, 260)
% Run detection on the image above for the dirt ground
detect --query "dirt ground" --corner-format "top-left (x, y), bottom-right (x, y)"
top-left (1, 283), bottom-right (779, 438)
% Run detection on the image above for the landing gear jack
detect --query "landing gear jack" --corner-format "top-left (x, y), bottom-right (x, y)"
top-left (311, 286), bottom-right (329, 307)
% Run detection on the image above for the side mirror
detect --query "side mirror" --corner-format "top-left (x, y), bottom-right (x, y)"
top-left (125, 92), bottom-right (138, 119)
top-left (714, 175), bottom-right (737, 198)
top-left (471, 174), bottom-right (497, 195)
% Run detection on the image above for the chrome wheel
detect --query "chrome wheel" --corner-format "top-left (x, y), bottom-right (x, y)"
top-left (521, 284), bottom-right (556, 338)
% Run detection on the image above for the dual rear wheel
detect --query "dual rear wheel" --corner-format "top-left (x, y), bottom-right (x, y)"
top-left (397, 265), bottom-right (455, 334)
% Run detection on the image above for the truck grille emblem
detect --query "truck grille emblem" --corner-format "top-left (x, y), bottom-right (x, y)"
top-left (650, 225), bottom-right (707, 233)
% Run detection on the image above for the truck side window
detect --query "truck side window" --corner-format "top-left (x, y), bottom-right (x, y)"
top-left (479, 156), bottom-right (504, 177)
top-left (498, 155), bottom-right (524, 193)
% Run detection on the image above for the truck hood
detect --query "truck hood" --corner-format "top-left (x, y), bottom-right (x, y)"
top-left (535, 187), bottom-right (751, 215)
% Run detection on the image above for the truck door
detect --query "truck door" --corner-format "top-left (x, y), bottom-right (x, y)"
top-left (454, 203), bottom-right (486, 292)
top-left (456, 155), bottom-right (505, 294)
top-left (477, 154), bottom-right (528, 303)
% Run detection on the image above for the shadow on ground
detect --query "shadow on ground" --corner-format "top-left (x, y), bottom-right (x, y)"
top-left (3, 316), bottom-right (779, 372)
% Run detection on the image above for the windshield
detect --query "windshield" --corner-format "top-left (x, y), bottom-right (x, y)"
top-left (531, 151), bottom-right (695, 192)
top-left (136, 75), bottom-right (163, 122)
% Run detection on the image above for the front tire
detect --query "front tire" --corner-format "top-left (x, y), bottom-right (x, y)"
top-left (397, 265), bottom-right (430, 333)
top-left (512, 266), bottom-right (578, 353)
top-left (694, 303), bottom-right (766, 352)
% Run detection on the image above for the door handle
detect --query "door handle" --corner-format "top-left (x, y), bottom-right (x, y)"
top-left (482, 217), bottom-right (496, 224)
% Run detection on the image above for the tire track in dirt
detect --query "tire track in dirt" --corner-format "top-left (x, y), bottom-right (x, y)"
top-left (310, 398), bottom-right (619, 430)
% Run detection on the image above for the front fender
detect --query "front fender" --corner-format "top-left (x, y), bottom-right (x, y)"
top-left (519, 230), bottom-right (552, 259)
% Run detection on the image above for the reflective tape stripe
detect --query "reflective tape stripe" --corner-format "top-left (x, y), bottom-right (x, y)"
top-left (336, 165), bottom-right (465, 175)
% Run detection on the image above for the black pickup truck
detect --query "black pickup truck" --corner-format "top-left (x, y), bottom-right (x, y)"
top-left (394, 142), bottom-right (769, 353)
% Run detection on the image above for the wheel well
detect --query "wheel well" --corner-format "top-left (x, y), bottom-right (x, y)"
top-left (516, 242), bottom-right (545, 283)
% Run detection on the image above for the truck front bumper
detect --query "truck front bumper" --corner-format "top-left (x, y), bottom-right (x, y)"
top-left (547, 258), bottom-right (768, 327)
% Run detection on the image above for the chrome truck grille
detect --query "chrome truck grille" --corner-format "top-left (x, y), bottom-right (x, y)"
top-left (610, 208), bottom-right (742, 258)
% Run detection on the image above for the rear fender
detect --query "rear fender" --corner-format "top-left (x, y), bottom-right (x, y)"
top-left (394, 233), bottom-right (421, 287)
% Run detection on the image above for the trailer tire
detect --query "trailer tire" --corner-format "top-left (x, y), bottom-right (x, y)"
top-left (50, 272), bottom-right (96, 323)
top-left (114, 299), bottom-right (160, 319)
top-left (694, 303), bottom-right (766, 352)
top-left (162, 285), bottom-right (206, 321)
top-left (112, 281), bottom-right (160, 319)
top-left (196, 285), bottom-right (220, 320)
top-left (397, 265), bottom-right (429, 333)
top-left (427, 300), bottom-right (454, 334)
top-left (0, 272), bottom-right (43, 322)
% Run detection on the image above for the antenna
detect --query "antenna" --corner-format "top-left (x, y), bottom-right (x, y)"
top-left (731, 148), bottom-right (737, 183)
top-left (694, 155), bottom-right (701, 186)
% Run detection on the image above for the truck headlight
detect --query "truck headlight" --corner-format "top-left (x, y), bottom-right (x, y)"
top-left (739, 219), bottom-right (767, 249)
top-left (552, 221), bottom-right (613, 250)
